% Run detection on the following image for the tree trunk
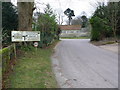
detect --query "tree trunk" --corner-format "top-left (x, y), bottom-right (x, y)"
top-left (17, 2), bottom-right (34, 31)
top-left (108, 2), bottom-right (118, 42)
top-left (17, 1), bottom-right (34, 46)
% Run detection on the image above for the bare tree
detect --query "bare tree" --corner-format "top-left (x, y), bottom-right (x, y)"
top-left (107, 2), bottom-right (119, 42)
top-left (54, 9), bottom-right (64, 25)
top-left (71, 16), bottom-right (82, 25)
top-left (57, 14), bottom-right (64, 25)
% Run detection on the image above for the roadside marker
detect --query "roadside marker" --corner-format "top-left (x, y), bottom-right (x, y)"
top-left (34, 42), bottom-right (38, 47)
top-left (34, 42), bottom-right (39, 53)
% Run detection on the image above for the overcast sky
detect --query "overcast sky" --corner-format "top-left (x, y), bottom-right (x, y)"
top-left (11, 0), bottom-right (108, 25)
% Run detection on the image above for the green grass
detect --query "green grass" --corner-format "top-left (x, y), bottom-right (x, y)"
top-left (61, 37), bottom-right (90, 39)
top-left (104, 41), bottom-right (116, 45)
top-left (91, 40), bottom-right (117, 46)
top-left (6, 43), bottom-right (58, 88)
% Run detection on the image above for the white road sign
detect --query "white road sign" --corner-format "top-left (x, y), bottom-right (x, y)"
top-left (34, 42), bottom-right (39, 47)
top-left (12, 31), bottom-right (40, 42)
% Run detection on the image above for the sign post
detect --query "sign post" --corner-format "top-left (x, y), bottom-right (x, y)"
top-left (13, 43), bottom-right (17, 59)
top-left (34, 42), bottom-right (39, 53)
top-left (11, 31), bottom-right (40, 58)
top-left (12, 31), bottom-right (40, 42)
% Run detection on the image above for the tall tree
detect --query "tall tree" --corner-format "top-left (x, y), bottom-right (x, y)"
top-left (117, 2), bottom-right (120, 35)
top-left (2, 2), bottom-right (18, 30)
top-left (44, 4), bottom-right (53, 16)
top-left (36, 4), bottom-right (61, 47)
top-left (64, 8), bottom-right (75, 25)
top-left (81, 15), bottom-right (88, 28)
top-left (107, 2), bottom-right (119, 42)
top-left (17, 1), bottom-right (35, 31)
top-left (90, 2), bottom-right (120, 41)
top-left (2, 2), bottom-right (18, 46)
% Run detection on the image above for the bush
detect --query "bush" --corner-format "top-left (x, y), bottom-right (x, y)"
top-left (90, 16), bottom-right (112, 41)
top-left (90, 17), bottom-right (101, 41)
top-left (35, 5), bottom-right (61, 48)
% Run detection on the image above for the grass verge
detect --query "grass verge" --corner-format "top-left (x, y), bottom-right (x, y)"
top-left (91, 41), bottom-right (117, 46)
top-left (5, 41), bottom-right (59, 88)
top-left (60, 37), bottom-right (90, 39)
top-left (90, 37), bottom-right (119, 46)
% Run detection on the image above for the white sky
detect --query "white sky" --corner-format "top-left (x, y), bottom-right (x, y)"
top-left (11, 0), bottom-right (108, 25)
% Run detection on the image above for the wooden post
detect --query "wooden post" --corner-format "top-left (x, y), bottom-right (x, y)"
top-left (36, 47), bottom-right (37, 55)
top-left (13, 43), bottom-right (17, 59)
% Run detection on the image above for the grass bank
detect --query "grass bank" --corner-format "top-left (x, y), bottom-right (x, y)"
top-left (90, 37), bottom-right (119, 46)
top-left (60, 37), bottom-right (90, 39)
top-left (5, 41), bottom-right (59, 88)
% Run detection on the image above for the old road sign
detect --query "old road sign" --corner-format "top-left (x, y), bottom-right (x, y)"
top-left (34, 42), bottom-right (39, 47)
top-left (12, 31), bottom-right (40, 42)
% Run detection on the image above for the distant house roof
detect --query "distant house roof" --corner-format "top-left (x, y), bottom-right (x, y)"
top-left (59, 25), bottom-right (81, 30)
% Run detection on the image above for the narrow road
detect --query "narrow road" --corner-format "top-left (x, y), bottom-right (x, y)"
top-left (52, 39), bottom-right (118, 88)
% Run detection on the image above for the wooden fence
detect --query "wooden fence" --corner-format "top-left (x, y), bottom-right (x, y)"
top-left (1, 44), bottom-right (16, 73)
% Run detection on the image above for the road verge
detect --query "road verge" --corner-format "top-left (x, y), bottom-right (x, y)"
top-left (4, 41), bottom-right (59, 88)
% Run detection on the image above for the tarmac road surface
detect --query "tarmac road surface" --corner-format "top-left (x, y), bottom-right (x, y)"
top-left (52, 39), bottom-right (118, 88)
